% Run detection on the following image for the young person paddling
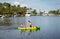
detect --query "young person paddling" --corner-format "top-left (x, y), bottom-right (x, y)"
top-left (28, 20), bottom-right (33, 28)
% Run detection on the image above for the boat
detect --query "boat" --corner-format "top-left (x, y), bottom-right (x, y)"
top-left (18, 26), bottom-right (40, 30)
top-left (0, 15), bottom-right (5, 18)
top-left (25, 13), bottom-right (31, 17)
top-left (0, 15), bottom-right (2, 17)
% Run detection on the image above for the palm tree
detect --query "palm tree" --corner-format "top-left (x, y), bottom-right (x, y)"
top-left (2, 2), bottom-right (11, 14)
top-left (10, 5), bottom-right (17, 14)
top-left (0, 3), bottom-right (3, 14)
top-left (22, 6), bottom-right (27, 16)
top-left (48, 9), bottom-right (60, 15)
top-left (32, 9), bottom-right (37, 15)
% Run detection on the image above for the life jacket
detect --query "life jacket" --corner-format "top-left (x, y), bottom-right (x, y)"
top-left (30, 23), bottom-right (32, 27)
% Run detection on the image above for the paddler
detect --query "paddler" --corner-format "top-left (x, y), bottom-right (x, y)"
top-left (28, 20), bottom-right (33, 28)
top-left (20, 23), bottom-right (26, 27)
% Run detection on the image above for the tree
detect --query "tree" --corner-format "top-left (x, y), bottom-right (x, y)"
top-left (16, 5), bottom-right (28, 16)
top-left (0, 3), bottom-right (3, 14)
top-left (16, 5), bottom-right (21, 13)
top-left (2, 2), bottom-right (11, 14)
top-left (22, 6), bottom-right (27, 15)
top-left (32, 9), bottom-right (37, 15)
top-left (48, 9), bottom-right (60, 15)
top-left (10, 5), bottom-right (17, 14)
top-left (0, 2), bottom-right (33, 16)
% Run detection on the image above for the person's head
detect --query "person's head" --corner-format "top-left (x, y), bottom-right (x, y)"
top-left (21, 23), bottom-right (23, 25)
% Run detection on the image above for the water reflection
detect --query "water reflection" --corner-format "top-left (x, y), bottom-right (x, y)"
top-left (0, 18), bottom-right (12, 26)
top-left (20, 29), bottom-right (40, 36)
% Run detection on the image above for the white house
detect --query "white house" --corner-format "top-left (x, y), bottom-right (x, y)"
top-left (42, 13), bottom-right (48, 16)
top-left (25, 10), bottom-right (31, 16)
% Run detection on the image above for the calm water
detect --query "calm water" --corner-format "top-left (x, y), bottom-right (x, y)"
top-left (0, 16), bottom-right (60, 39)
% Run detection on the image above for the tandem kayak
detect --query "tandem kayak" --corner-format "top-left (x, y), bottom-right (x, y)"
top-left (18, 26), bottom-right (40, 30)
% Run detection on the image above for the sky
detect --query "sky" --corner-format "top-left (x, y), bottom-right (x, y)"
top-left (0, 0), bottom-right (60, 12)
